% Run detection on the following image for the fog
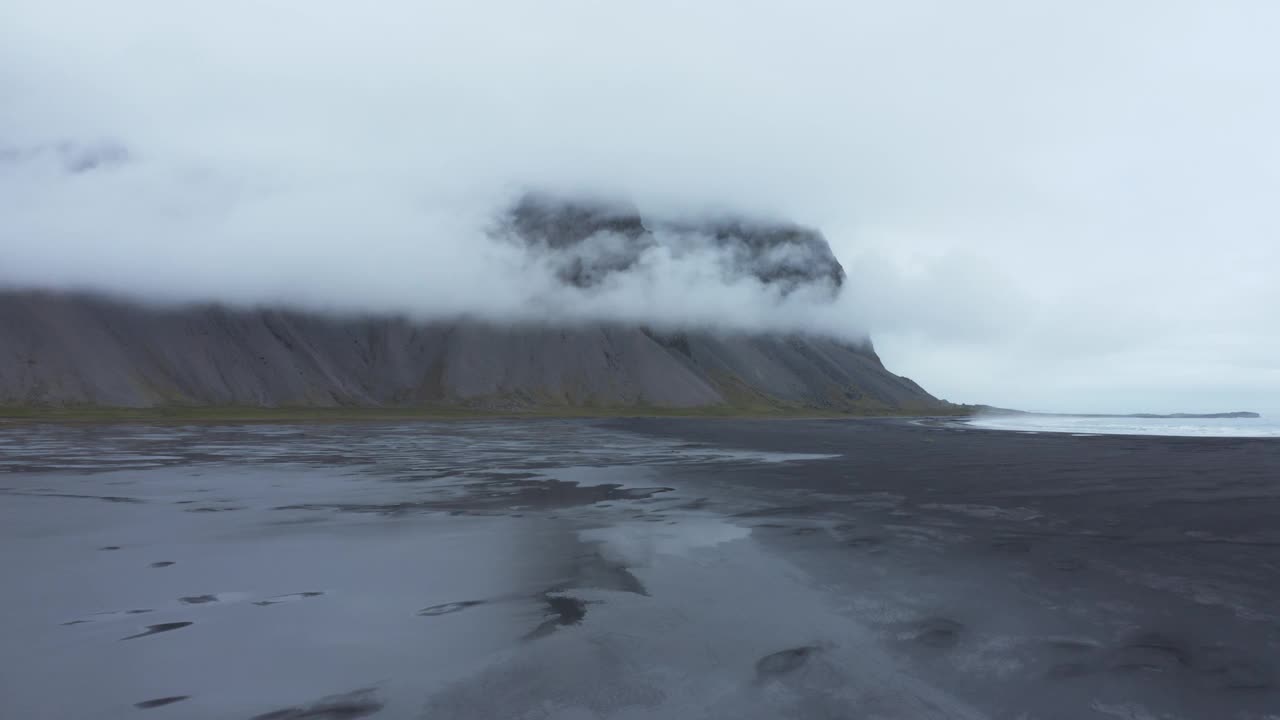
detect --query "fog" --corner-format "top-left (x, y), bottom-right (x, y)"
top-left (3, 1), bottom-right (1278, 413)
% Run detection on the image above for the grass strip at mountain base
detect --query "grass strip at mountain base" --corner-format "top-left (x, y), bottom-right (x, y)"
top-left (0, 402), bottom-right (979, 424)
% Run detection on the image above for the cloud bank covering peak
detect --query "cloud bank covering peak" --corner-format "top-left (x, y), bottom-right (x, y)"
top-left (2, 0), bottom-right (1279, 413)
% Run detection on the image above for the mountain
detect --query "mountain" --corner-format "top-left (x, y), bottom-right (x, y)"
top-left (501, 192), bottom-right (847, 296)
top-left (0, 195), bottom-right (944, 414)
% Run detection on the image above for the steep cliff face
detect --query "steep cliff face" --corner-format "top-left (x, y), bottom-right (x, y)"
top-left (0, 194), bottom-right (944, 412)
top-left (495, 192), bottom-right (847, 297)
top-left (0, 291), bottom-right (940, 411)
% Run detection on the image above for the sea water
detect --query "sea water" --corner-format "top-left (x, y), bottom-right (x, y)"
top-left (965, 413), bottom-right (1280, 438)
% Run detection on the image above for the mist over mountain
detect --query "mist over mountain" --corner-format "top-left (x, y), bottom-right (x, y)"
top-left (0, 194), bottom-right (941, 412)
top-left (502, 193), bottom-right (845, 297)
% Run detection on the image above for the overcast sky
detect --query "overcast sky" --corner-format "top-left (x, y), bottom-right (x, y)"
top-left (2, 1), bottom-right (1278, 413)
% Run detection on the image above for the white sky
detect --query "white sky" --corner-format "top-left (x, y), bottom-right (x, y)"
top-left (2, 1), bottom-right (1278, 413)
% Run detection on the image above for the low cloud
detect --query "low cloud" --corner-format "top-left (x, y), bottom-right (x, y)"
top-left (0, 155), bottom-right (865, 337)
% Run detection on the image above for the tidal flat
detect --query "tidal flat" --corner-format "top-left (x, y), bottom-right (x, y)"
top-left (2, 419), bottom-right (1277, 719)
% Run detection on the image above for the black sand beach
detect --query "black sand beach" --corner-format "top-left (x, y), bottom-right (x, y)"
top-left (2, 418), bottom-right (1277, 719)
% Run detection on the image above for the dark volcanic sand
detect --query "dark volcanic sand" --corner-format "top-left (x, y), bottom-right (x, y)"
top-left (1, 419), bottom-right (1277, 719)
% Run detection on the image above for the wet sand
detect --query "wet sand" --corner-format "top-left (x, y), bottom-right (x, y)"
top-left (1, 419), bottom-right (1277, 719)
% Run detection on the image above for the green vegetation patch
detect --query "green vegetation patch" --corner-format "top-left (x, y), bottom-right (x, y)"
top-left (0, 402), bottom-right (977, 424)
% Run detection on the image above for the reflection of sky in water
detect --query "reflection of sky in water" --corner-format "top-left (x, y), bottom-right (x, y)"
top-left (581, 517), bottom-right (751, 567)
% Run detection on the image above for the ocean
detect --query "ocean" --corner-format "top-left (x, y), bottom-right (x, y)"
top-left (965, 412), bottom-right (1280, 437)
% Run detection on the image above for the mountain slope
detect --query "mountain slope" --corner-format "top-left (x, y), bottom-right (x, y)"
top-left (0, 290), bottom-right (941, 412)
